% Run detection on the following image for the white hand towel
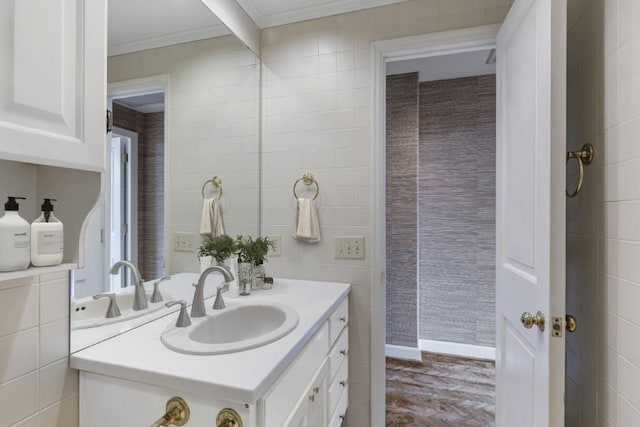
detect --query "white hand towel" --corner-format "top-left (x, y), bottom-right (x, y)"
top-left (293, 197), bottom-right (321, 242)
top-left (200, 199), bottom-right (225, 237)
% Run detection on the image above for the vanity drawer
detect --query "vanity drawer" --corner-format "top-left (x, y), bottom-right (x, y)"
top-left (328, 358), bottom-right (348, 418)
top-left (264, 322), bottom-right (329, 427)
top-left (329, 297), bottom-right (348, 346)
top-left (329, 376), bottom-right (349, 427)
top-left (329, 327), bottom-right (349, 382)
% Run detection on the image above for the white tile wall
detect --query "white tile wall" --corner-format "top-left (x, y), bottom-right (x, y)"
top-left (108, 36), bottom-right (261, 274)
top-left (0, 271), bottom-right (77, 427)
top-left (260, 1), bottom-right (510, 425)
top-left (568, 0), bottom-right (640, 424)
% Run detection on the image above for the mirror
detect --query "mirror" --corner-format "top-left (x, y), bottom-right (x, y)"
top-left (71, 0), bottom-right (261, 352)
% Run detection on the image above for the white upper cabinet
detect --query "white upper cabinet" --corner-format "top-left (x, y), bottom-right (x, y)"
top-left (0, 0), bottom-right (106, 172)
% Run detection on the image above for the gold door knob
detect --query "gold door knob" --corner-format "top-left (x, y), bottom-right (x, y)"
top-left (566, 314), bottom-right (577, 333)
top-left (521, 311), bottom-right (545, 331)
top-left (150, 397), bottom-right (190, 427)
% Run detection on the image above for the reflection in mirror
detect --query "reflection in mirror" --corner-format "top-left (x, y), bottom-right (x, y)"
top-left (71, 0), bottom-right (261, 352)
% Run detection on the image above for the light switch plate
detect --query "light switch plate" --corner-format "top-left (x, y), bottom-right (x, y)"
top-left (334, 236), bottom-right (365, 259)
top-left (267, 234), bottom-right (282, 257)
top-left (174, 232), bottom-right (197, 252)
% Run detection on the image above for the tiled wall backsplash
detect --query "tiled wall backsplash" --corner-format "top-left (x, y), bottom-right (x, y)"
top-left (0, 271), bottom-right (77, 426)
top-left (260, 1), bottom-right (510, 425)
top-left (108, 35), bottom-right (260, 274)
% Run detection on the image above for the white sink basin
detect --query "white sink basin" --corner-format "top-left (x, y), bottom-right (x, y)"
top-left (71, 291), bottom-right (171, 330)
top-left (161, 302), bottom-right (299, 355)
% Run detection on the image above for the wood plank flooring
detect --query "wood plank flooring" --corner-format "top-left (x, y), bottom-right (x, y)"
top-left (386, 352), bottom-right (495, 426)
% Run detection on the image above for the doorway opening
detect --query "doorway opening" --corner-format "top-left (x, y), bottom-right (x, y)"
top-left (109, 126), bottom-right (138, 288)
top-left (370, 25), bottom-right (501, 425)
top-left (384, 49), bottom-right (497, 425)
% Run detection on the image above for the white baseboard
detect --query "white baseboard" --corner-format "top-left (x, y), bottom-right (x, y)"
top-left (419, 339), bottom-right (495, 361)
top-left (385, 344), bottom-right (422, 361)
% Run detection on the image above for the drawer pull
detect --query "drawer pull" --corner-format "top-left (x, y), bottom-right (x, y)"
top-left (308, 395), bottom-right (315, 402)
top-left (339, 414), bottom-right (346, 420)
top-left (339, 380), bottom-right (347, 387)
top-left (339, 316), bottom-right (347, 322)
top-left (340, 349), bottom-right (347, 356)
top-left (313, 386), bottom-right (319, 394)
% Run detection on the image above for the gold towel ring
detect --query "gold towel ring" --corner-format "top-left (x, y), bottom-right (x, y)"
top-left (201, 176), bottom-right (223, 200)
top-left (293, 172), bottom-right (319, 200)
top-left (566, 143), bottom-right (594, 198)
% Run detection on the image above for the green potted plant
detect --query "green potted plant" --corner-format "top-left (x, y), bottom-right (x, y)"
top-left (235, 235), bottom-right (275, 291)
top-left (198, 234), bottom-right (237, 266)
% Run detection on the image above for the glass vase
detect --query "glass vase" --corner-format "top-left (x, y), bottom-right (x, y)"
top-left (253, 262), bottom-right (265, 290)
top-left (238, 262), bottom-right (252, 295)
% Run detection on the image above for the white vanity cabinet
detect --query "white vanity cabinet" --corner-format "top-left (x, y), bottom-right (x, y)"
top-left (0, 0), bottom-right (106, 171)
top-left (76, 292), bottom-right (350, 427)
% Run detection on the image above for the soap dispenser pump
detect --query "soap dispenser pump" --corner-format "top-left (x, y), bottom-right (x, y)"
top-left (31, 198), bottom-right (63, 267)
top-left (0, 196), bottom-right (31, 272)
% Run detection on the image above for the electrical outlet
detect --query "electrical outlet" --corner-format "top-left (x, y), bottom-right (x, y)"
top-left (335, 236), bottom-right (365, 259)
top-left (174, 232), bottom-right (197, 252)
top-left (267, 235), bottom-right (282, 257)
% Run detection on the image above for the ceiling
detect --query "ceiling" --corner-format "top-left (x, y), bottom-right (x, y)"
top-left (386, 49), bottom-right (496, 82)
top-left (108, 0), bottom-right (409, 56)
top-left (114, 93), bottom-right (165, 114)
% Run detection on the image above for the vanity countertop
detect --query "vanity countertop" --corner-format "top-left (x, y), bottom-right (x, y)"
top-left (70, 278), bottom-right (350, 403)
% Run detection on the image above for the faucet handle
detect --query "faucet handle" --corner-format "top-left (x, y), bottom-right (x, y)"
top-left (213, 283), bottom-right (227, 310)
top-left (151, 276), bottom-right (171, 303)
top-left (93, 293), bottom-right (122, 319)
top-left (165, 300), bottom-right (192, 327)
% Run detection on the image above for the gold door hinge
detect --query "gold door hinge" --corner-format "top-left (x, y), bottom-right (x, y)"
top-left (106, 110), bottom-right (113, 133)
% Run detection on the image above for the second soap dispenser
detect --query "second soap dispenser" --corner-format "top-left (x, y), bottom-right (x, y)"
top-left (31, 199), bottom-right (63, 267)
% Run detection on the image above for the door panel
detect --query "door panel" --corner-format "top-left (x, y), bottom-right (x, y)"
top-left (0, 0), bottom-right (106, 171)
top-left (495, 0), bottom-right (567, 426)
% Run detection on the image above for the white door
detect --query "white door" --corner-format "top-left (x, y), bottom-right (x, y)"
top-left (0, 0), bottom-right (106, 171)
top-left (495, 0), bottom-right (566, 426)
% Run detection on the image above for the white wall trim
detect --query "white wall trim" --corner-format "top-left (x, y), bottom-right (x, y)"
top-left (108, 25), bottom-right (230, 57)
top-left (235, 0), bottom-right (408, 29)
top-left (370, 24), bottom-right (500, 427)
top-left (385, 344), bottom-right (422, 362)
top-left (419, 339), bottom-right (496, 361)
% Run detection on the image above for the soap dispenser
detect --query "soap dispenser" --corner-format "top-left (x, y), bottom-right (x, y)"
top-left (0, 196), bottom-right (31, 272)
top-left (30, 198), bottom-right (63, 267)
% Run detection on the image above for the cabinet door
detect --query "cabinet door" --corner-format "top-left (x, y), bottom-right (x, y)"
top-left (0, 0), bottom-right (106, 171)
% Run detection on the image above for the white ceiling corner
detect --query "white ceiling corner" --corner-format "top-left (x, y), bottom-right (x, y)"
top-left (235, 0), bottom-right (411, 28)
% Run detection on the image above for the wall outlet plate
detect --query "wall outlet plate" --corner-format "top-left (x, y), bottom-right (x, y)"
top-left (267, 234), bottom-right (282, 257)
top-left (174, 232), bottom-right (197, 252)
top-left (335, 236), bottom-right (365, 259)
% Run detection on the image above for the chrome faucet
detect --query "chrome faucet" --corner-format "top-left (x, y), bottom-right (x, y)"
top-left (191, 265), bottom-right (234, 317)
top-left (109, 260), bottom-right (147, 311)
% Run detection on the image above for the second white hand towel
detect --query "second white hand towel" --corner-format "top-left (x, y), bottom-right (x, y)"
top-left (293, 197), bottom-right (320, 242)
top-left (200, 198), bottom-right (225, 237)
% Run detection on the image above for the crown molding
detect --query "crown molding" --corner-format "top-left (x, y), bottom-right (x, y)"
top-left (235, 0), bottom-right (409, 28)
top-left (108, 24), bottom-right (230, 57)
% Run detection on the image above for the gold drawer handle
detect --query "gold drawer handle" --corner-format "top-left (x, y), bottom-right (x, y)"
top-left (308, 395), bottom-right (315, 402)
top-left (216, 408), bottom-right (242, 427)
top-left (150, 397), bottom-right (190, 427)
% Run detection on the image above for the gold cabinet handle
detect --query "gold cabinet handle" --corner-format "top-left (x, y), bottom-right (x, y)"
top-left (150, 397), bottom-right (190, 427)
top-left (216, 408), bottom-right (242, 427)
top-left (521, 311), bottom-right (545, 332)
top-left (308, 395), bottom-right (315, 402)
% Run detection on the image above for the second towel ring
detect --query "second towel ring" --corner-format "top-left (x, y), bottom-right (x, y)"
top-left (293, 172), bottom-right (319, 200)
top-left (201, 176), bottom-right (223, 200)
top-left (566, 143), bottom-right (594, 198)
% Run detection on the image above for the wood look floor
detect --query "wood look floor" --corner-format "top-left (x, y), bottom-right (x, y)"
top-left (386, 352), bottom-right (495, 426)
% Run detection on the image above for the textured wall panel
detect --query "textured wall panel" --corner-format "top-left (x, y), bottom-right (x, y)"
top-left (385, 73), bottom-right (419, 348)
top-left (417, 75), bottom-right (496, 346)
